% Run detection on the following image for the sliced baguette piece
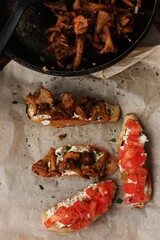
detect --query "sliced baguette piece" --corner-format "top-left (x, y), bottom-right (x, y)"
top-left (32, 144), bottom-right (118, 180)
top-left (26, 86), bottom-right (120, 127)
top-left (42, 180), bottom-right (116, 231)
top-left (118, 113), bottom-right (152, 208)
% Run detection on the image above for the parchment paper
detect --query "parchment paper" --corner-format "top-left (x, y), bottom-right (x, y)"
top-left (0, 25), bottom-right (160, 240)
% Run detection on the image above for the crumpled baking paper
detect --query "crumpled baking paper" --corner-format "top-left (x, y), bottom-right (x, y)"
top-left (0, 25), bottom-right (160, 240)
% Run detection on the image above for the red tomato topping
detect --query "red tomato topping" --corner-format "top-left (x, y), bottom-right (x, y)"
top-left (125, 119), bottom-right (141, 134)
top-left (73, 200), bottom-right (89, 220)
top-left (56, 206), bottom-right (67, 218)
top-left (71, 218), bottom-right (91, 230)
top-left (86, 187), bottom-right (97, 198)
top-left (127, 140), bottom-right (143, 148)
top-left (125, 195), bottom-right (149, 204)
top-left (123, 183), bottom-right (137, 194)
top-left (121, 146), bottom-right (144, 166)
top-left (97, 182), bottom-right (109, 196)
top-left (119, 119), bottom-right (149, 205)
top-left (103, 181), bottom-right (116, 199)
top-left (44, 214), bottom-right (60, 228)
top-left (96, 195), bottom-right (110, 215)
top-left (87, 200), bottom-right (97, 221)
top-left (44, 181), bottom-right (115, 230)
top-left (127, 134), bottom-right (139, 142)
top-left (135, 167), bottom-right (147, 195)
top-left (123, 154), bottom-right (146, 172)
top-left (128, 173), bottom-right (138, 182)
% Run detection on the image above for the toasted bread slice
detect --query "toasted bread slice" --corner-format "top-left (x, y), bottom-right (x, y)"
top-left (32, 144), bottom-right (118, 180)
top-left (26, 86), bottom-right (120, 127)
top-left (118, 113), bottom-right (152, 208)
top-left (42, 180), bottom-right (116, 231)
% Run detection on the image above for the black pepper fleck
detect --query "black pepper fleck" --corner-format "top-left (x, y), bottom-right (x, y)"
top-left (39, 185), bottom-right (44, 190)
top-left (12, 100), bottom-right (18, 104)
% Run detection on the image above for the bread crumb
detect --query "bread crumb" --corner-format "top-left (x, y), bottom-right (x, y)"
top-left (58, 134), bottom-right (67, 141)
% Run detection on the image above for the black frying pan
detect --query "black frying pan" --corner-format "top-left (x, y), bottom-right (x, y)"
top-left (0, 0), bottom-right (158, 76)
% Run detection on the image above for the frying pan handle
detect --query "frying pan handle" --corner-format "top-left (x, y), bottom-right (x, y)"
top-left (0, 53), bottom-right (11, 71)
top-left (0, 4), bottom-right (25, 55)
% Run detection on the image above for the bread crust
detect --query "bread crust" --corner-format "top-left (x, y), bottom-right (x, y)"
top-left (28, 104), bottom-right (120, 127)
top-left (118, 113), bottom-right (152, 208)
top-left (42, 181), bottom-right (116, 232)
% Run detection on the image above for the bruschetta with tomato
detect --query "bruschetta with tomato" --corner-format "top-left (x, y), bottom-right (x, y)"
top-left (42, 180), bottom-right (116, 231)
top-left (32, 144), bottom-right (118, 180)
top-left (26, 86), bottom-right (120, 127)
top-left (118, 114), bottom-right (152, 208)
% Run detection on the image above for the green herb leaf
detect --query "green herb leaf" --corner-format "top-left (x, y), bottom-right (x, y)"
top-left (66, 146), bottom-right (71, 151)
top-left (116, 198), bottom-right (123, 204)
top-left (109, 138), bottom-right (116, 142)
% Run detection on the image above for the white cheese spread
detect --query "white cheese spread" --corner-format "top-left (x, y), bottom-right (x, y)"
top-left (55, 145), bottom-right (104, 164)
top-left (46, 207), bottom-right (56, 219)
top-left (72, 112), bottom-right (82, 119)
top-left (32, 114), bottom-right (51, 120)
top-left (123, 128), bottom-right (131, 141)
top-left (62, 170), bottom-right (78, 176)
top-left (139, 134), bottom-right (148, 144)
top-left (128, 179), bottom-right (137, 184)
top-left (41, 120), bottom-right (51, 125)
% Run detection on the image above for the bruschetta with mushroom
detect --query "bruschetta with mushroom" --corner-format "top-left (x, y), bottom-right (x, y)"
top-left (26, 86), bottom-right (120, 127)
top-left (32, 144), bottom-right (118, 180)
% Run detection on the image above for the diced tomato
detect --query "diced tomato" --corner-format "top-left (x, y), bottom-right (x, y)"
top-left (97, 182), bottom-right (109, 196)
top-left (125, 119), bottom-right (141, 135)
top-left (96, 203), bottom-right (109, 216)
top-left (93, 191), bottom-right (102, 201)
top-left (66, 206), bottom-right (79, 219)
top-left (103, 181), bottom-right (116, 198)
top-left (137, 167), bottom-right (148, 177)
top-left (127, 134), bottom-right (139, 142)
top-left (87, 200), bottom-right (97, 221)
top-left (96, 195), bottom-right (110, 215)
top-left (123, 183), bottom-right (136, 194)
top-left (128, 173), bottom-right (138, 182)
top-left (44, 214), bottom-right (60, 228)
top-left (123, 154), bottom-right (146, 172)
top-left (127, 138), bottom-right (143, 147)
top-left (44, 206), bottom-right (67, 228)
top-left (56, 206), bottom-right (67, 218)
top-left (73, 200), bottom-right (88, 220)
top-left (59, 216), bottom-right (75, 225)
top-left (71, 221), bottom-right (81, 230)
top-left (73, 200), bottom-right (87, 210)
top-left (125, 194), bottom-right (149, 204)
top-left (121, 146), bottom-right (144, 167)
top-left (135, 167), bottom-right (147, 195)
top-left (71, 218), bottom-right (90, 230)
top-left (120, 144), bottom-right (143, 159)
top-left (86, 187), bottom-right (97, 198)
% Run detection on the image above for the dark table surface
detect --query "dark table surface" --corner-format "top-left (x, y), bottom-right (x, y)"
top-left (154, 1), bottom-right (160, 32)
